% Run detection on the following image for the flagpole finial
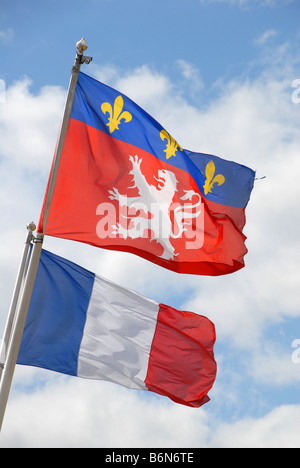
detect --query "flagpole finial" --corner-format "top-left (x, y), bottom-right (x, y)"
top-left (73, 38), bottom-right (93, 70)
top-left (26, 222), bottom-right (36, 232)
top-left (76, 37), bottom-right (88, 55)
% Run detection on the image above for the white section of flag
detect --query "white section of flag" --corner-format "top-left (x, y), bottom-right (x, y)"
top-left (77, 274), bottom-right (159, 390)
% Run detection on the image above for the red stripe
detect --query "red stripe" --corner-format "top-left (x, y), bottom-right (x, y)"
top-left (145, 304), bottom-right (217, 407)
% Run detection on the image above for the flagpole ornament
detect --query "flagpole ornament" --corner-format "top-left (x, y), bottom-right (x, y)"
top-left (73, 37), bottom-right (93, 71)
top-left (76, 37), bottom-right (88, 54)
top-left (26, 221), bottom-right (36, 232)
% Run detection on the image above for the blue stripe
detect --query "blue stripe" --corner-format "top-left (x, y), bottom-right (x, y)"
top-left (17, 250), bottom-right (95, 376)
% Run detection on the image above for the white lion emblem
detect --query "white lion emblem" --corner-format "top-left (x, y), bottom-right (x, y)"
top-left (108, 155), bottom-right (202, 260)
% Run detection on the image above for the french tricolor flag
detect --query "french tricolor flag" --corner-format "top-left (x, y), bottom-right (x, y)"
top-left (17, 249), bottom-right (217, 408)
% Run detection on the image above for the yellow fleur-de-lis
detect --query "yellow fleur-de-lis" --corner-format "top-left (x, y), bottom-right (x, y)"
top-left (101, 95), bottom-right (132, 134)
top-left (203, 160), bottom-right (225, 195)
top-left (160, 129), bottom-right (183, 160)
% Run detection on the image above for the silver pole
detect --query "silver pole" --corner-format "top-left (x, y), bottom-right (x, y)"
top-left (0, 234), bottom-right (43, 431)
top-left (0, 223), bottom-right (36, 381)
top-left (0, 38), bottom-right (92, 431)
top-left (42, 38), bottom-right (92, 231)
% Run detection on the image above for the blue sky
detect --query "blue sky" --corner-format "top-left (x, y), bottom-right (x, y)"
top-left (2, 0), bottom-right (299, 90)
top-left (0, 0), bottom-right (300, 448)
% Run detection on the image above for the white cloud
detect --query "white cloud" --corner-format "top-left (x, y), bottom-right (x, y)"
top-left (0, 78), bottom-right (65, 173)
top-left (0, 79), bottom-right (67, 330)
top-left (176, 59), bottom-right (204, 94)
top-left (0, 28), bottom-right (14, 44)
top-left (249, 346), bottom-right (299, 386)
top-left (255, 29), bottom-right (277, 45)
top-left (0, 368), bottom-right (211, 448)
top-left (0, 367), bottom-right (299, 447)
top-left (209, 404), bottom-right (300, 448)
top-left (93, 64), bottom-right (176, 120)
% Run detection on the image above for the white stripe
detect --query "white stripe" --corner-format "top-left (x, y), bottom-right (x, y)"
top-left (77, 274), bottom-right (159, 390)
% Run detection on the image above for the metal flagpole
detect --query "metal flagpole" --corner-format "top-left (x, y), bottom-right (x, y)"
top-left (0, 223), bottom-right (36, 381)
top-left (0, 38), bottom-right (92, 431)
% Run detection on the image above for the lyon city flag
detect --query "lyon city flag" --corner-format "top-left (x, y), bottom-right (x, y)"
top-left (38, 72), bottom-right (255, 276)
